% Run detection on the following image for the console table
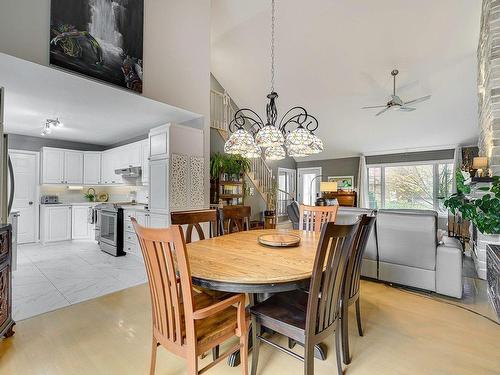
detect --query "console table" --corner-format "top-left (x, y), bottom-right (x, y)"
top-left (487, 244), bottom-right (500, 319)
top-left (0, 224), bottom-right (14, 339)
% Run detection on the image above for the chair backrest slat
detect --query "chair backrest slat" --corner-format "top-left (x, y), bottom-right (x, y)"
top-left (299, 204), bottom-right (339, 233)
top-left (346, 215), bottom-right (376, 299)
top-left (306, 222), bottom-right (359, 337)
top-left (171, 209), bottom-right (221, 244)
top-left (133, 219), bottom-right (196, 348)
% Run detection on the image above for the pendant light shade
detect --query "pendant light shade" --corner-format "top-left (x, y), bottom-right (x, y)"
top-left (255, 125), bottom-right (285, 148)
top-left (224, 128), bottom-right (255, 154)
top-left (265, 145), bottom-right (286, 160)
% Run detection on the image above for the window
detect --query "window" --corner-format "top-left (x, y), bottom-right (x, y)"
top-left (367, 161), bottom-right (454, 213)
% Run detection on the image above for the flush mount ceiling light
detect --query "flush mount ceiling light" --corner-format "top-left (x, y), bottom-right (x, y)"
top-left (224, 0), bottom-right (323, 161)
top-left (41, 118), bottom-right (63, 136)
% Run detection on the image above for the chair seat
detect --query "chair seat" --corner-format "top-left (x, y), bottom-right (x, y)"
top-left (250, 290), bottom-right (309, 343)
top-left (190, 292), bottom-right (241, 346)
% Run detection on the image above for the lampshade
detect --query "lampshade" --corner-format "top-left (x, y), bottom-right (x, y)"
top-left (320, 181), bottom-right (338, 192)
top-left (472, 156), bottom-right (488, 169)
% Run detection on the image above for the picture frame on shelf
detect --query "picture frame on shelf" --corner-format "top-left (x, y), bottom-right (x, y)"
top-left (328, 175), bottom-right (354, 191)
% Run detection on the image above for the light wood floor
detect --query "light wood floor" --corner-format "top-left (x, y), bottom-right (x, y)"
top-left (0, 280), bottom-right (499, 375)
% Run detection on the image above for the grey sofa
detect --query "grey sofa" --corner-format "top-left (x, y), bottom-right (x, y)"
top-left (333, 207), bottom-right (463, 298)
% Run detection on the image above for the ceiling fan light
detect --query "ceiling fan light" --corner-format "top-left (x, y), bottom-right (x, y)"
top-left (265, 145), bottom-right (285, 161)
top-left (255, 125), bottom-right (284, 148)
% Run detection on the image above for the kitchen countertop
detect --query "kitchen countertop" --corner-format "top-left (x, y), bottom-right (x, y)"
top-left (40, 202), bottom-right (149, 210)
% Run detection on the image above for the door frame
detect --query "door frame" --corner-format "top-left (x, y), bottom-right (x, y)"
top-left (9, 149), bottom-right (40, 243)
top-left (277, 167), bottom-right (297, 216)
top-left (297, 167), bottom-right (322, 205)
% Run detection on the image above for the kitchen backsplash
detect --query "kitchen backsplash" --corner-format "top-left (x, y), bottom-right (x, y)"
top-left (40, 185), bottom-right (148, 204)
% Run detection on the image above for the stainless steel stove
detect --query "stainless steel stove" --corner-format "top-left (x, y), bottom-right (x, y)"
top-left (92, 202), bottom-right (137, 257)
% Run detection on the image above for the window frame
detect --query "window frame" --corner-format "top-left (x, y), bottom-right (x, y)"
top-left (366, 159), bottom-right (454, 214)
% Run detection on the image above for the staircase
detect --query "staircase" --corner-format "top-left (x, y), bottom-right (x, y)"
top-left (210, 89), bottom-right (274, 203)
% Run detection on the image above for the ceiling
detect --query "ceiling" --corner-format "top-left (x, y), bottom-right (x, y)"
top-left (0, 53), bottom-right (201, 146)
top-left (211, 0), bottom-right (481, 160)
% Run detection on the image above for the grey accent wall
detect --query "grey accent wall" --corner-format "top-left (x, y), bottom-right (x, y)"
top-left (296, 157), bottom-right (360, 185)
top-left (8, 133), bottom-right (104, 152)
top-left (366, 149), bottom-right (455, 165)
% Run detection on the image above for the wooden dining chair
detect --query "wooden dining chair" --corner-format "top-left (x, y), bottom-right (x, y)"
top-left (341, 214), bottom-right (376, 365)
top-left (219, 205), bottom-right (251, 234)
top-left (132, 219), bottom-right (249, 375)
top-left (299, 204), bottom-right (339, 233)
top-left (170, 209), bottom-right (222, 243)
top-left (249, 221), bottom-right (360, 375)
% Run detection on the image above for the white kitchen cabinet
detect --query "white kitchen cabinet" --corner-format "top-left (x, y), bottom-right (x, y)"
top-left (149, 124), bottom-right (170, 160)
top-left (84, 152), bottom-right (101, 184)
top-left (101, 150), bottom-right (122, 184)
top-left (141, 139), bottom-right (149, 185)
top-left (71, 205), bottom-right (92, 240)
top-left (149, 213), bottom-right (168, 228)
top-left (149, 158), bottom-right (169, 214)
top-left (40, 205), bottom-right (72, 243)
top-left (41, 148), bottom-right (83, 184)
top-left (42, 148), bottom-right (65, 184)
top-left (64, 150), bottom-right (84, 184)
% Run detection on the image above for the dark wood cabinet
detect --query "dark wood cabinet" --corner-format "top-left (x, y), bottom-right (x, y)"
top-left (0, 224), bottom-right (14, 339)
top-left (322, 191), bottom-right (357, 207)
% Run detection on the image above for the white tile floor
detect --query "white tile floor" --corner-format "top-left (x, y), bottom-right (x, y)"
top-left (12, 241), bottom-right (147, 321)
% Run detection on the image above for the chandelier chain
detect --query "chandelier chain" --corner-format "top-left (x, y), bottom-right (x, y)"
top-left (271, 0), bottom-right (275, 93)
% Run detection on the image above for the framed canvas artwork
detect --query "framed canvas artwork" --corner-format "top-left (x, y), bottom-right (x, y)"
top-left (328, 176), bottom-right (354, 191)
top-left (50, 0), bottom-right (144, 93)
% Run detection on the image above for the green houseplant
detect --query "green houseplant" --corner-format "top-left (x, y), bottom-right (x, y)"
top-left (210, 153), bottom-right (251, 181)
top-left (444, 170), bottom-right (500, 234)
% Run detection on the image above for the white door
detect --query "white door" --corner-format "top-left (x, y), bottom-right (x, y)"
top-left (64, 151), bottom-right (84, 184)
top-left (84, 152), bottom-right (101, 184)
top-left (42, 148), bottom-right (64, 184)
top-left (10, 151), bottom-right (38, 243)
top-left (297, 167), bottom-right (322, 205)
top-left (71, 205), bottom-right (91, 239)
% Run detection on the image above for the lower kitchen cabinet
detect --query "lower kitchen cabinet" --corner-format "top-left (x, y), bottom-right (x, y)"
top-left (40, 205), bottom-right (72, 243)
top-left (71, 205), bottom-right (93, 240)
top-left (122, 210), bottom-right (168, 256)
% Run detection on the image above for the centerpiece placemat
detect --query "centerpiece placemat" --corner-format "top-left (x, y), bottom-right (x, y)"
top-left (258, 233), bottom-right (301, 247)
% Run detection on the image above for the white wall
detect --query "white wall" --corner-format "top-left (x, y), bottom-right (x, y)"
top-left (0, 0), bottom-right (211, 205)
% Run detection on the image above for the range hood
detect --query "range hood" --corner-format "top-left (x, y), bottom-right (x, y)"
top-left (115, 166), bottom-right (142, 178)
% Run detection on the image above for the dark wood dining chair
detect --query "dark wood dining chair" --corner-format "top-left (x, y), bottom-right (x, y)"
top-left (219, 205), bottom-right (251, 234)
top-left (132, 219), bottom-right (249, 375)
top-left (341, 214), bottom-right (376, 365)
top-left (170, 209), bottom-right (222, 243)
top-left (249, 221), bottom-right (360, 375)
top-left (299, 204), bottom-right (339, 233)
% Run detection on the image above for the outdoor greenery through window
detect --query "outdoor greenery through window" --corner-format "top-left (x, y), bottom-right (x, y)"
top-left (367, 161), bottom-right (454, 213)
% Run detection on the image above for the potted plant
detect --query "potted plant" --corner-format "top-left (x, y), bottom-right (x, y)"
top-left (444, 170), bottom-right (500, 235)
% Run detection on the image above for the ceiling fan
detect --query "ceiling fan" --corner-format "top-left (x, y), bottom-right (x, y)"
top-left (362, 69), bottom-right (431, 116)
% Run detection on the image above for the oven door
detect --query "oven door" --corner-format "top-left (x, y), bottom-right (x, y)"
top-left (100, 209), bottom-right (117, 247)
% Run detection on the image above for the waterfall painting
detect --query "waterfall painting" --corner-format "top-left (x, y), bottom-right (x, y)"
top-left (50, 0), bottom-right (144, 93)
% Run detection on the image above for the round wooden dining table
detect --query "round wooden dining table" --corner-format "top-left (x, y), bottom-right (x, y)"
top-left (187, 229), bottom-right (321, 294)
top-left (186, 228), bottom-right (325, 367)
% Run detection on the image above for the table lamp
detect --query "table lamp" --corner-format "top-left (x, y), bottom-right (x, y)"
top-left (472, 157), bottom-right (488, 177)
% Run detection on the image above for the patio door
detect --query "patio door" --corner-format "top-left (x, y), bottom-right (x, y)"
top-left (297, 167), bottom-right (322, 205)
top-left (277, 168), bottom-right (296, 217)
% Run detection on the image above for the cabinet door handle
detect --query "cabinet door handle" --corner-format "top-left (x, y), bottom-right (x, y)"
top-left (29, 201), bottom-right (33, 205)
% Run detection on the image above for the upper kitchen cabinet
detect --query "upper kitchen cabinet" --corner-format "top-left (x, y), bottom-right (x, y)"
top-left (41, 148), bottom-right (83, 184)
top-left (83, 152), bottom-right (101, 185)
top-left (101, 149), bottom-right (121, 185)
top-left (64, 150), bottom-right (84, 184)
top-left (149, 124), bottom-right (170, 160)
top-left (141, 139), bottom-right (149, 185)
top-left (41, 148), bottom-right (64, 184)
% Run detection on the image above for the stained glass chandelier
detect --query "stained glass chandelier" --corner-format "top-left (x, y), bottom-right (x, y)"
top-left (224, 0), bottom-right (323, 161)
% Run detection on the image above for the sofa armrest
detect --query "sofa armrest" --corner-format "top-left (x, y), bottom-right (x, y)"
top-left (436, 237), bottom-right (462, 298)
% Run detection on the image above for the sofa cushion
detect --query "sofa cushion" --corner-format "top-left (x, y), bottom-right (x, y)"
top-left (377, 209), bottom-right (438, 271)
top-left (336, 207), bottom-right (377, 261)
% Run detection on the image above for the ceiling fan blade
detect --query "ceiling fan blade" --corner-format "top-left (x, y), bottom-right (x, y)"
top-left (404, 95), bottom-right (431, 105)
top-left (362, 105), bottom-right (387, 109)
top-left (399, 106), bottom-right (416, 112)
top-left (375, 107), bottom-right (390, 116)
